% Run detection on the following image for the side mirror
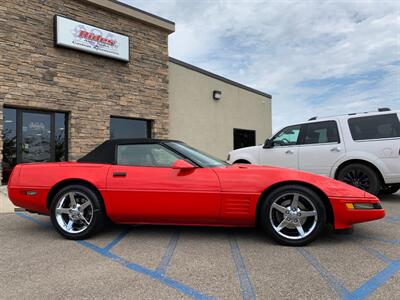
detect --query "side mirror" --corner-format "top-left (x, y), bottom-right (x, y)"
top-left (263, 139), bottom-right (274, 149)
top-left (172, 159), bottom-right (195, 170)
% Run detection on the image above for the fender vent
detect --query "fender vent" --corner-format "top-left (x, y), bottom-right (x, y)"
top-left (224, 197), bottom-right (251, 215)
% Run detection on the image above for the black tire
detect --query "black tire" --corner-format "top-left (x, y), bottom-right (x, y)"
top-left (260, 185), bottom-right (326, 246)
top-left (233, 160), bottom-right (250, 164)
top-left (50, 184), bottom-right (106, 240)
top-left (337, 163), bottom-right (380, 195)
top-left (380, 184), bottom-right (400, 195)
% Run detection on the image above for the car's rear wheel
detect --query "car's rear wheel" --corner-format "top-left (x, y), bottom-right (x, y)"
top-left (50, 184), bottom-right (105, 240)
top-left (380, 184), bottom-right (400, 195)
top-left (260, 185), bottom-right (326, 246)
top-left (337, 163), bottom-right (380, 195)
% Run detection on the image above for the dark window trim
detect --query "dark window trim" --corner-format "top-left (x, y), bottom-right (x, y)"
top-left (302, 120), bottom-right (341, 145)
top-left (110, 115), bottom-right (152, 139)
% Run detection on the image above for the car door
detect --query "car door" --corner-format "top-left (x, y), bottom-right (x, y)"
top-left (260, 124), bottom-right (303, 169)
top-left (298, 120), bottom-right (345, 177)
top-left (105, 143), bottom-right (221, 224)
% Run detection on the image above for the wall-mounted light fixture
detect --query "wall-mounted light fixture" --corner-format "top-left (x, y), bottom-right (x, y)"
top-left (213, 90), bottom-right (222, 101)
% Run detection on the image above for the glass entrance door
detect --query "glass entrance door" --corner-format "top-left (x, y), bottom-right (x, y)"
top-left (21, 112), bottom-right (52, 163)
top-left (2, 108), bottom-right (67, 184)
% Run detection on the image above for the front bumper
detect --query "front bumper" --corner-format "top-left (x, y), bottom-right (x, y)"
top-left (330, 196), bottom-right (385, 230)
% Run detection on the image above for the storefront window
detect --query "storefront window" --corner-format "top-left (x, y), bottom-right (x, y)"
top-left (1, 108), bottom-right (68, 184)
top-left (110, 116), bottom-right (151, 139)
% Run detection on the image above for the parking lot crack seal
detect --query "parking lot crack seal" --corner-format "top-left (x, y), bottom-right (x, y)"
top-left (228, 234), bottom-right (256, 300)
top-left (156, 230), bottom-right (180, 275)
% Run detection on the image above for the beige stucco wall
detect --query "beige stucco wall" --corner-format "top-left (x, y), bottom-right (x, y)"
top-left (169, 61), bottom-right (272, 159)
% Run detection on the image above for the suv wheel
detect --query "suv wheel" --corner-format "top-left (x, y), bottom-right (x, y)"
top-left (260, 185), bottom-right (326, 246)
top-left (380, 184), bottom-right (400, 195)
top-left (50, 184), bottom-right (105, 240)
top-left (337, 163), bottom-right (380, 195)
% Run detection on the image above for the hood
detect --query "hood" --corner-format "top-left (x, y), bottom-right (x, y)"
top-left (222, 163), bottom-right (368, 198)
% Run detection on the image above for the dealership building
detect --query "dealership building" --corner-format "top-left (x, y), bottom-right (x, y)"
top-left (0, 0), bottom-right (272, 188)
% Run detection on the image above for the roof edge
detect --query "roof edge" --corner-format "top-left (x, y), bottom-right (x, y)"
top-left (169, 57), bottom-right (272, 99)
top-left (84, 0), bottom-right (175, 33)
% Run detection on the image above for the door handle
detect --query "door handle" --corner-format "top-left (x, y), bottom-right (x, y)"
top-left (331, 147), bottom-right (341, 152)
top-left (285, 149), bottom-right (294, 154)
top-left (113, 172), bottom-right (126, 177)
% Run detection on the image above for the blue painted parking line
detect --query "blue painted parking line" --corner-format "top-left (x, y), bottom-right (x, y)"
top-left (156, 231), bottom-right (180, 275)
top-left (297, 248), bottom-right (349, 298)
top-left (15, 212), bottom-right (51, 228)
top-left (228, 234), bottom-right (256, 300)
top-left (16, 213), bottom-right (214, 300)
top-left (103, 227), bottom-right (131, 252)
top-left (359, 245), bottom-right (393, 264)
top-left (344, 259), bottom-right (400, 300)
top-left (14, 212), bottom-right (400, 300)
top-left (77, 239), bottom-right (215, 300)
top-left (385, 216), bottom-right (400, 224)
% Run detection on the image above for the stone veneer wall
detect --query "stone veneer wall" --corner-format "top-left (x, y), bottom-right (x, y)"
top-left (0, 0), bottom-right (170, 180)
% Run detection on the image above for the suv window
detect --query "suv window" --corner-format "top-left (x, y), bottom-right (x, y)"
top-left (304, 121), bottom-right (340, 144)
top-left (348, 114), bottom-right (400, 141)
top-left (117, 144), bottom-right (181, 167)
top-left (272, 125), bottom-right (301, 146)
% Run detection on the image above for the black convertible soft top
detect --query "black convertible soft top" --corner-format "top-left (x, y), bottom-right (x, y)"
top-left (77, 138), bottom-right (181, 164)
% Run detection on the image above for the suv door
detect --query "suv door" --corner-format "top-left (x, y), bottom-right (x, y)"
top-left (298, 120), bottom-right (344, 176)
top-left (260, 124), bottom-right (303, 169)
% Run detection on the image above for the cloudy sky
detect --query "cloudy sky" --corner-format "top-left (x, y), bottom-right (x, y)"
top-left (120, 0), bottom-right (399, 132)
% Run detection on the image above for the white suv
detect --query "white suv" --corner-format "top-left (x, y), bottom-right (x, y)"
top-left (227, 108), bottom-right (400, 195)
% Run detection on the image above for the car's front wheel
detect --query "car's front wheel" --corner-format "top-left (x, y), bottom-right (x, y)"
top-left (260, 185), bottom-right (326, 246)
top-left (50, 184), bottom-right (105, 240)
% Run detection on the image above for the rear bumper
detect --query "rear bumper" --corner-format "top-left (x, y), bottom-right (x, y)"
top-left (330, 196), bottom-right (385, 229)
top-left (7, 186), bottom-right (49, 214)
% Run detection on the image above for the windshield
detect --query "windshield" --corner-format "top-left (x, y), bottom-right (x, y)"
top-left (166, 142), bottom-right (228, 168)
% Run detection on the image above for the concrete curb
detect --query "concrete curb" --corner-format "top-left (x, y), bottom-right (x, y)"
top-left (0, 185), bottom-right (19, 213)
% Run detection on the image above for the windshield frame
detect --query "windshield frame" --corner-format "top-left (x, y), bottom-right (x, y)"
top-left (164, 142), bottom-right (228, 168)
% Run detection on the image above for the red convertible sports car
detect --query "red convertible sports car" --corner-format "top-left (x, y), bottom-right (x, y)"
top-left (8, 139), bottom-right (385, 246)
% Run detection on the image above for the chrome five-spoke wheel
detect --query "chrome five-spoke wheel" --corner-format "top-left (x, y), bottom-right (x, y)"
top-left (50, 184), bottom-right (105, 240)
top-left (270, 192), bottom-right (317, 240)
top-left (55, 191), bottom-right (93, 234)
top-left (260, 185), bottom-right (326, 246)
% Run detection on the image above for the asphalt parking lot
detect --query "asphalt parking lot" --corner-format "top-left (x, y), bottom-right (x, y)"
top-left (0, 193), bottom-right (399, 300)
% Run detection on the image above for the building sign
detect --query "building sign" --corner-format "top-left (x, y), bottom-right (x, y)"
top-left (54, 16), bottom-right (130, 62)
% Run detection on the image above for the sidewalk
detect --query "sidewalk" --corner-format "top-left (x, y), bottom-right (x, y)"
top-left (0, 186), bottom-right (17, 213)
